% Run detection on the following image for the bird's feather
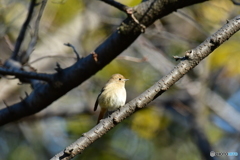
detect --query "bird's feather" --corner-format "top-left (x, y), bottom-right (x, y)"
top-left (94, 87), bottom-right (105, 111)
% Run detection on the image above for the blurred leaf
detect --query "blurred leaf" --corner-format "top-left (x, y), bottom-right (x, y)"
top-left (44, 0), bottom-right (83, 27)
top-left (67, 114), bottom-right (93, 136)
top-left (117, 0), bottom-right (141, 7)
top-left (9, 144), bottom-right (37, 160)
top-left (205, 119), bottom-right (225, 144)
top-left (175, 142), bottom-right (200, 160)
top-left (208, 40), bottom-right (240, 76)
top-left (200, 0), bottom-right (233, 24)
top-left (131, 107), bottom-right (169, 139)
top-left (96, 60), bottom-right (132, 82)
top-left (82, 28), bottom-right (109, 52)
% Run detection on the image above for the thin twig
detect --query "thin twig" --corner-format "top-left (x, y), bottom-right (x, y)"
top-left (64, 43), bottom-right (80, 60)
top-left (25, 0), bottom-right (47, 61)
top-left (0, 67), bottom-right (53, 83)
top-left (100, 0), bottom-right (146, 32)
top-left (11, 0), bottom-right (37, 61)
top-left (3, 100), bottom-right (9, 107)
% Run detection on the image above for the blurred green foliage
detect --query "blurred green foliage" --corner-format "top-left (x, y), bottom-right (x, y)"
top-left (44, 0), bottom-right (83, 27)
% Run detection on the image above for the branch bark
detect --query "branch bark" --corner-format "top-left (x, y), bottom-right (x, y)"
top-left (0, 67), bottom-right (53, 83)
top-left (50, 16), bottom-right (240, 160)
top-left (11, 0), bottom-right (37, 61)
top-left (0, 0), bottom-right (207, 126)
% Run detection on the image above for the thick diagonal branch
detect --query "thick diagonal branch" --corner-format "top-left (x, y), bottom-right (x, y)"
top-left (50, 16), bottom-right (240, 160)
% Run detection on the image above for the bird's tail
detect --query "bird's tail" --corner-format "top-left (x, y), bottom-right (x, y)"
top-left (97, 108), bottom-right (107, 124)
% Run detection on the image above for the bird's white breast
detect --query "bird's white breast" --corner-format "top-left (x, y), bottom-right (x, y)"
top-left (98, 83), bottom-right (126, 111)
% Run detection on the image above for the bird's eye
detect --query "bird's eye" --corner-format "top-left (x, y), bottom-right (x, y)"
top-left (119, 78), bottom-right (122, 80)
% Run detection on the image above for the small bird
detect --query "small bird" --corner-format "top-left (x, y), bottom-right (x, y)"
top-left (94, 74), bottom-right (128, 124)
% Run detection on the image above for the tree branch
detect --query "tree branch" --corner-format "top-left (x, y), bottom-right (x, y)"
top-left (50, 15), bottom-right (240, 160)
top-left (135, 36), bottom-right (240, 132)
top-left (24, 0), bottom-right (47, 63)
top-left (0, 0), bottom-right (208, 126)
top-left (0, 67), bottom-right (53, 83)
top-left (100, 0), bottom-right (130, 14)
top-left (11, 0), bottom-right (37, 61)
top-left (232, 0), bottom-right (240, 5)
top-left (64, 43), bottom-right (81, 60)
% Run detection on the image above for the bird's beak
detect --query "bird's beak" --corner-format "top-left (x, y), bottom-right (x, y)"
top-left (124, 79), bottom-right (129, 81)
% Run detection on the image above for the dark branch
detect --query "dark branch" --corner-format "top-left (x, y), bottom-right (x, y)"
top-left (64, 43), bottom-right (80, 60)
top-left (0, 67), bottom-right (53, 83)
top-left (50, 15), bottom-right (240, 160)
top-left (11, 0), bottom-right (37, 61)
top-left (100, 0), bottom-right (130, 14)
top-left (232, 0), bottom-right (240, 5)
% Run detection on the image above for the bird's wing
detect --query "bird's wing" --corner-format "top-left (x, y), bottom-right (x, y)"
top-left (94, 87), bottom-right (104, 111)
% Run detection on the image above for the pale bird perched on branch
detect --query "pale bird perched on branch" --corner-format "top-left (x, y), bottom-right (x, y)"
top-left (94, 74), bottom-right (128, 124)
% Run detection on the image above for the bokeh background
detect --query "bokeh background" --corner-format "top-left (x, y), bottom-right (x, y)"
top-left (0, 0), bottom-right (240, 159)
